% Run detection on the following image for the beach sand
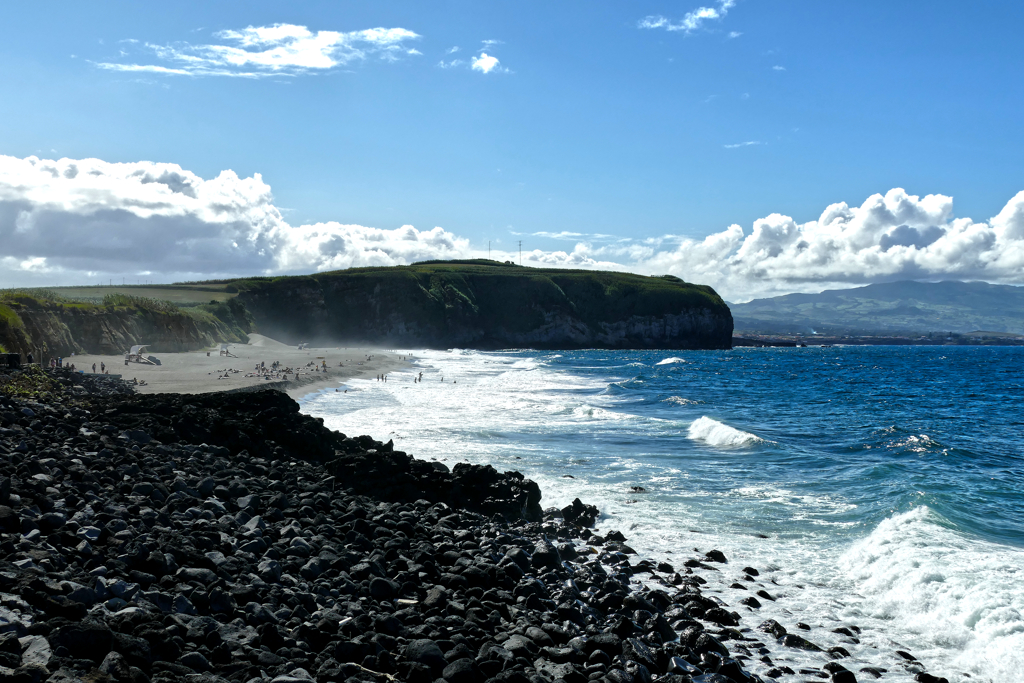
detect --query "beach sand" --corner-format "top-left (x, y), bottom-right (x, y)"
top-left (64, 334), bottom-right (408, 399)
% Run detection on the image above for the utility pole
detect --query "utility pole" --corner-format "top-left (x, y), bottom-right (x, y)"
top-left (488, 241), bottom-right (490, 260)
top-left (518, 240), bottom-right (522, 265)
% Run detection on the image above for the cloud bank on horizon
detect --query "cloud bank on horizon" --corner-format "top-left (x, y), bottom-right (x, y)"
top-left (1, 154), bottom-right (1022, 302)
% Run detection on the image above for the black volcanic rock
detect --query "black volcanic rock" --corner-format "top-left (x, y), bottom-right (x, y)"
top-left (0, 371), bottom-right (950, 683)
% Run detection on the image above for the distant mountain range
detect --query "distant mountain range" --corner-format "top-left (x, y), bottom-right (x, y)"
top-left (729, 281), bottom-right (1024, 336)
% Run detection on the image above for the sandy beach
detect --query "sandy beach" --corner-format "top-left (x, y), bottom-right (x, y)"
top-left (65, 333), bottom-right (408, 399)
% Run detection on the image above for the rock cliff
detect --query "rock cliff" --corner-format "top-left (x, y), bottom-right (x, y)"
top-left (234, 261), bottom-right (732, 350)
top-left (0, 294), bottom-right (252, 359)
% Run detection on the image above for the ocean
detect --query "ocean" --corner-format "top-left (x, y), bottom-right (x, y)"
top-left (300, 346), bottom-right (1024, 683)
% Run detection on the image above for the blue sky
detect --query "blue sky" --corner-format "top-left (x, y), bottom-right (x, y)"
top-left (1, 1), bottom-right (1023, 299)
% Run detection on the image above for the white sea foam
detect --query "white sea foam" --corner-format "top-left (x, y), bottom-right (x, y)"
top-left (664, 395), bottom-right (701, 406)
top-left (687, 415), bottom-right (764, 446)
top-left (841, 507), bottom-right (1024, 682)
top-left (570, 405), bottom-right (632, 421)
top-left (656, 356), bottom-right (686, 365)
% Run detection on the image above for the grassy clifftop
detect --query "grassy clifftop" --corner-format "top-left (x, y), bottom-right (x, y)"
top-left (0, 289), bottom-right (253, 359)
top-left (230, 260), bottom-right (732, 349)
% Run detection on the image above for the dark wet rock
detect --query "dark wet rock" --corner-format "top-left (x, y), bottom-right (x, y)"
top-left (668, 656), bottom-right (703, 676)
top-left (704, 549), bottom-right (728, 563)
top-left (561, 498), bottom-right (599, 527)
top-left (758, 619), bottom-right (787, 638)
top-left (531, 541), bottom-right (561, 569)
top-left (779, 633), bottom-right (824, 652)
top-left (691, 674), bottom-right (733, 683)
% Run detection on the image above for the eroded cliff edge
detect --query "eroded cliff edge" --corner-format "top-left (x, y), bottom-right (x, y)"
top-left (0, 293), bottom-right (252, 358)
top-left (233, 261), bottom-right (733, 350)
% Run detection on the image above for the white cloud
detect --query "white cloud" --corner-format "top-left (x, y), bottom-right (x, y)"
top-left (471, 53), bottom-right (501, 74)
top-left (723, 141), bottom-right (761, 149)
top-left (728, 31), bottom-right (743, 39)
top-left (638, 188), bottom-right (1024, 301)
top-left (639, 0), bottom-right (736, 33)
top-left (3, 154), bottom-right (1024, 305)
top-left (0, 154), bottom-right (468, 286)
top-left (772, 65), bottom-right (786, 71)
top-left (437, 59), bottom-right (464, 69)
top-left (96, 23), bottom-right (421, 78)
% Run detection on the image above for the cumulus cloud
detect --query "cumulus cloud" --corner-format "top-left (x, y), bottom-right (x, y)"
top-left (96, 24), bottom-right (421, 77)
top-left (0, 155), bottom-right (469, 286)
top-left (471, 53), bottom-right (502, 74)
top-left (2, 154), bottom-right (1024, 303)
top-left (639, 188), bottom-right (1024, 301)
top-left (639, 0), bottom-right (736, 33)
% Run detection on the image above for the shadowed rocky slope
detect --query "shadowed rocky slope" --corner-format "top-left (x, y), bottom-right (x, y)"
top-left (233, 262), bottom-right (733, 350)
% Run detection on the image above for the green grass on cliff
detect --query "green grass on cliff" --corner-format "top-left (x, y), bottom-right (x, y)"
top-left (0, 287), bottom-right (253, 355)
top-left (224, 260), bottom-right (729, 347)
top-left (231, 261), bottom-right (723, 308)
top-left (47, 284), bottom-right (236, 305)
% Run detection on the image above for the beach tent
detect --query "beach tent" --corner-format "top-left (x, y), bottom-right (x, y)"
top-left (128, 345), bottom-right (150, 357)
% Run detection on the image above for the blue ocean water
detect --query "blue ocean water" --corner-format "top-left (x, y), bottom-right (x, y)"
top-left (301, 346), bottom-right (1024, 683)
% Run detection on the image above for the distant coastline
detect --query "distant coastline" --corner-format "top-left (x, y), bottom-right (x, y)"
top-left (733, 332), bottom-right (1024, 347)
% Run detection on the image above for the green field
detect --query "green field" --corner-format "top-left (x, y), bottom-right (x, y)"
top-left (47, 284), bottom-right (236, 305)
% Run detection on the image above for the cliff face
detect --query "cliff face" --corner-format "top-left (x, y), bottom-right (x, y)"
top-left (236, 262), bottom-right (733, 350)
top-left (0, 296), bottom-right (251, 359)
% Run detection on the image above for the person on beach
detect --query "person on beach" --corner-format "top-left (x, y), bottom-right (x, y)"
top-left (101, 362), bottom-right (105, 373)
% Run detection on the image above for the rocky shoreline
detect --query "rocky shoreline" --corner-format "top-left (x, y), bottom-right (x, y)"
top-left (0, 368), bottom-right (950, 683)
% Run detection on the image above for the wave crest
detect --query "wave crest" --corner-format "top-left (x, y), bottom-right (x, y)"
top-left (841, 506), bottom-right (1024, 682)
top-left (687, 416), bottom-right (764, 446)
top-left (664, 395), bottom-right (702, 406)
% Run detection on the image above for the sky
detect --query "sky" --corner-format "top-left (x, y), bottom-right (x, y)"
top-left (1, 1), bottom-right (1022, 302)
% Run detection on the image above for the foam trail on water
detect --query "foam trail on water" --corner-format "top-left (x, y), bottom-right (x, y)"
top-left (656, 356), bottom-right (686, 365)
top-left (687, 415), bottom-right (763, 446)
top-left (841, 506), bottom-right (1024, 682)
